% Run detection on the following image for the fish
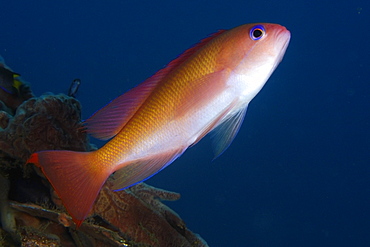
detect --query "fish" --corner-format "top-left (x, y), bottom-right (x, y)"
top-left (68, 78), bottom-right (81, 97)
top-left (0, 65), bottom-right (22, 96)
top-left (27, 23), bottom-right (291, 226)
top-left (0, 56), bottom-right (32, 111)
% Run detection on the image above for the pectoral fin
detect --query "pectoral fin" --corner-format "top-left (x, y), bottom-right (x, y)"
top-left (211, 106), bottom-right (248, 158)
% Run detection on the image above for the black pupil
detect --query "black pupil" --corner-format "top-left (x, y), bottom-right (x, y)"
top-left (253, 29), bottom-right (263, 38)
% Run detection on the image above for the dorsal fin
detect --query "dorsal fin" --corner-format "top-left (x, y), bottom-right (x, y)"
top-left (161, 29), bottom-right (227, 73)
top-left (84, 29), bottom-right (228, 140)
top-left (83, 79), bottom-right (158, 140)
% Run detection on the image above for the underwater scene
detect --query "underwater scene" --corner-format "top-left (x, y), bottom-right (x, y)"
top-left (0, 1), bottom-right (369, 246)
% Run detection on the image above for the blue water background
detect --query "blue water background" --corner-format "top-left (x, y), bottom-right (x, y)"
top-left (1, 1), bottom-right (369, 246)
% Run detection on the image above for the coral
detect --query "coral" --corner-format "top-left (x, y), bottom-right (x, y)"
top-left (0, 94), bottom-right (90, 171)
top-left (93, 181), bottom-right (206, 246)
top-left (0, 71), bottom-right (208, 246)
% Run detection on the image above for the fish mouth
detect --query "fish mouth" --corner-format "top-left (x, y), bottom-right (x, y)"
top-left (275, 27), bottom-right (291, 64)
top-left (277, 27), bottom-right (291, 54)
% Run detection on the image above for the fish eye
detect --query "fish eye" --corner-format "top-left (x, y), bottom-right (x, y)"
top-left (250, 25), bottom-right (265, 40)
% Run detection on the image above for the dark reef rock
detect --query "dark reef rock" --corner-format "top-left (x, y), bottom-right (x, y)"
top-left (0, 81), bottom-right (207, 246)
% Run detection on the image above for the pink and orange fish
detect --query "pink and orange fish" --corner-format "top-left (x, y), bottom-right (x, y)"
top-left (27, 23), bottom-right (290, 226)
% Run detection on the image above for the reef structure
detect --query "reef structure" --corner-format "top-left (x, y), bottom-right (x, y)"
top-left (0, 59), bottom-right (208, 246)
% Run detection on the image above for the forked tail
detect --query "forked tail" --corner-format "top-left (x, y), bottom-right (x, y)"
top-left (27, 150), bottom-right (111, 227)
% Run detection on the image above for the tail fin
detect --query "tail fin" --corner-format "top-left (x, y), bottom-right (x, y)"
top-left (27, 150), bottom-right (110, 227)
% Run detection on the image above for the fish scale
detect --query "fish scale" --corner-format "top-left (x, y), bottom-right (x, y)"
top-left (27, 23), bottom-right (290, 226)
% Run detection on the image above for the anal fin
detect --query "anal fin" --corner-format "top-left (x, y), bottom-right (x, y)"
top-left (111, 148), bottom-right (186, 191)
